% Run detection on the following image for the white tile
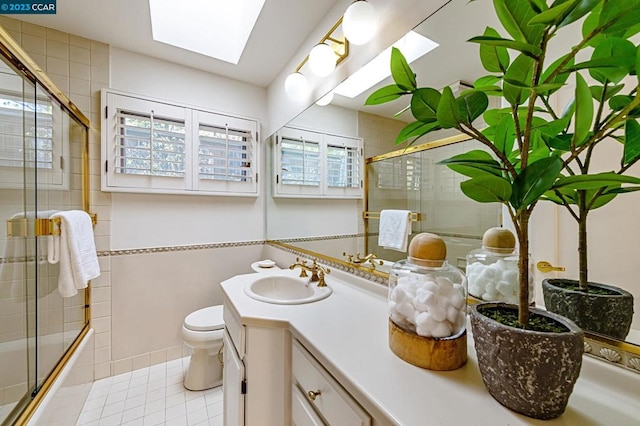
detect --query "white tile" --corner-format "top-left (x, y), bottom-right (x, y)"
top-left (186, 407), bottom-right (209, 426)
top-left (122, 418), bottom-right (144, 426)
top-left (98, 412), bottom-right (122, 426)
top-left (76, 407), bottom-right (102, 425)
top-left (142, 410), bottom-right (165, 426)
top-left (144, 398), bottom-right (165, 415)
top-left (166, 383), bottom-right (186, 397)
top-left (127, 384), bottom-right (148, 398)
top-left (81, 395), bottom-right (107, 412)
top-left (186, 395), bottom-right (206, 412)
top-left (206, 401), bottom-right (223, 418)
top-left (166, 392), bottom-right (185, 408)
top-left (101, 400), bottom-right (125, 418)
top-left (111, 371), bottom-right (132, 384)
top-left (109, 380), bottom-right (129, 394)
top-left (204, 388), bottom-right (222, 405)
top-left (121, 405), bottom-right (145, 423)
top-left (87, 386), bottom-right (110, 400)
top-left (124, 393), bottom-right (146, 410)
top-left (146, 387), bottom-right (166, 403)
top-left (104, 389), bottom-right (127, 405)
top-left (166, 402), bottom-right (187, 420)
top-left (209, 415), bottom-right (223, 426)
top-left (129, 375), bottom-right (148, 389)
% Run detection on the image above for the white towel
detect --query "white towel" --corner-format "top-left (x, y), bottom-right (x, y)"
top-left (378, 210), bottom-right (412, 252)
top-left (47, 210), bottom-right (100, 297)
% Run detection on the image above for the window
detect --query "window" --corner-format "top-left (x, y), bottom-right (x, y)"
top-left (0, 90), bottom-right (66, 189)
top-left (102, 90), bottom-right (259, 196)
top-left (274, 126), bottom-right (363, 199)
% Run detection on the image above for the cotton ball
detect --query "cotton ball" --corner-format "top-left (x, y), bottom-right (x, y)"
top-left (430, 321), bottom-right (453, 338)
top-left (416, 312), bottom-right (437, 337)
top-left (427, 299), bottom-right (447, 322)
top-left (446, 304), bottom-right (460, 323)
top-left (391, 286), bottom-right (413, 304)
top-left (396, 302), bottom-right (415, 320)
top-left (453, 311), bottom-right (466, 333)
top-left (481, 267), bottom-right (499, 280)
top-left (468, 283), bottom-right (483, 298)
top-left (502, 269), bottom-right (518, 284)
top-left (496, 280), bottom-right (514, 296)
top-left (436, 276), bottom-right (454, 294)
top-left (505, 295), bottom-right (518, 304)
top-left (485, 281), bottom-right (497, 295)
top-left (482, 291), bottom-right (498, 301)
top-left (413, 289), bottom-right (435, 312)
top-left (390, 310), bottom-right (408, 326)
top-left (449, 290), bottom-right (464, 310)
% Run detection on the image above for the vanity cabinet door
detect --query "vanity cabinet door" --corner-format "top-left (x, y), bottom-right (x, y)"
top-left (292, 384), bottom-right (326, 426)
top-left (223, 330), bottom-right (245, 426)
top-left (292, 339), bottom-right (371, 426)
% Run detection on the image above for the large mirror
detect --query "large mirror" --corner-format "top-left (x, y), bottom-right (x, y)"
top-left (266, 0), bottom-right (640, 349)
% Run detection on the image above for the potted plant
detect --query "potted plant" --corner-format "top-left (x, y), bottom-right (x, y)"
top-left (366, 0), bottom-right (640, 419)
top-left (540, 16), bottom-right (640, 338)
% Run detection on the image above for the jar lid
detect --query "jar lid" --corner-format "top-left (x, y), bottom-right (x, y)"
top-left (408, 233), bottom-right (446, 267)
top-left (482, 227), bottom-right (515, 254)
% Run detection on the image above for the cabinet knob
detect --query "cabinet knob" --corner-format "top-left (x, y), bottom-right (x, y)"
top-left (307, 389), bottom-right (321, 401)
top-left (536, 261), bottom-right (566, 273)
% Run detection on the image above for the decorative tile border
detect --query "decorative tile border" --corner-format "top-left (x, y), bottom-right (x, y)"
top-left (100, 240), bottom-right (265, 257)
top-left (583, 335), bottom-right (640, 374)
top-left (275, 234), bottom-right (364, 244)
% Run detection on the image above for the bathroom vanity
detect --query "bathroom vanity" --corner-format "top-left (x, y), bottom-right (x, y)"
top-left (221, 267), bottom-right (640, 425)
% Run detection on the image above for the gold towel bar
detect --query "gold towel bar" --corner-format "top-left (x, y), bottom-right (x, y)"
top-left (362, 211), bottom-right (422, 221)
top-left (6, 213), bottom-right (97, 237)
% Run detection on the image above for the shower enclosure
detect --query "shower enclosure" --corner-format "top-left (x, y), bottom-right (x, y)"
top-left (0, 28), bottom-right (90, 425)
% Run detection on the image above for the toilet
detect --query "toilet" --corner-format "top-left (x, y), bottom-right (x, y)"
top-left (181, 305), bottom-right (225, 391)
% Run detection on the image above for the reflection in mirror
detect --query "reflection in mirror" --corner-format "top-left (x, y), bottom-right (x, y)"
top-left (267, 0), bottom-right (640, 350)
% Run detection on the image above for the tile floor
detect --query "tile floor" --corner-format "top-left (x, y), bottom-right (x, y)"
top-left (76, 358), bottom-right (223, 426)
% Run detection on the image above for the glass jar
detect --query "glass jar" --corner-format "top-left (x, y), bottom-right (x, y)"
top-left (465, 227), bottom-right (534, 304)
top-left (388, 234), bottom-right (467, 339)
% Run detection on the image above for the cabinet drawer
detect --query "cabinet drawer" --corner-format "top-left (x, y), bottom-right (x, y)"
top-left (292, 340), bottom-right (371, 426)
top-left (223, 303), bottom-right (245, 357)
top-left (292, 383), bottom-right (326, 426)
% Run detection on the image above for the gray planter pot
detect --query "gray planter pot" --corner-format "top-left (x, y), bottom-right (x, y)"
top-left (470, 302), bottom-right (584, 420)
top-left (542, 278), bottom-right (634, 340)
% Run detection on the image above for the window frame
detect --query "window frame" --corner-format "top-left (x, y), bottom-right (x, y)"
top-left (102, 89), bottom-right (259, 197)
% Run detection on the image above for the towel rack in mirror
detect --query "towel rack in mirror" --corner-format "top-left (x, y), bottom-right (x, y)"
top-left (362, 211), bottom-right (422, 221)
top-left (6, 213), bottom-right (98, 237)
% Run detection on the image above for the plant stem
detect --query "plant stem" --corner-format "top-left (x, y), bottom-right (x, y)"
top-left (577, 190), bottom-right (589, 289)
top-left (516, 209), bottom-right (531, 326)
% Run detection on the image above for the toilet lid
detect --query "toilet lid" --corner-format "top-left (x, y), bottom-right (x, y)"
top-left (184, 306), bottom-right (224, 332)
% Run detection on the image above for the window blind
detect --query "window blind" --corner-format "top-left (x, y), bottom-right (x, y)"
top-left (115, 110), bottom-right (186, 178)
top-left (326, 144), bottom-right (360, 188)
top-left (280, 137), bottom-right (320, 186)
top-left (198, 124), bottom-right (253, 182)
top-left (0, 94), bottom-right (53, 170)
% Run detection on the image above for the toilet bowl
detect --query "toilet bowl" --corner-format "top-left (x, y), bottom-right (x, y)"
top-left (181, 305), bottom-right (224, 391)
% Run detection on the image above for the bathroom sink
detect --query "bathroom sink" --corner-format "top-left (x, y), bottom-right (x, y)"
top-left (244, 273), bottom-right (332, 305)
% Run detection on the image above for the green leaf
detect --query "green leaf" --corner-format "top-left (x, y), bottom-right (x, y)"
top-left (589, 84), bottom-right (624, 102)
top-left (395, 121), bottom-right (441, 145)
top-left (582, 2), bottom-right (605, 48)
top-left (533, 117), bottom-right (570, 138)
top-left (528, 1), bottom-right (574, 25)
top-left (494, 115), bottom-right (516, 155)
top-left (564, 57), bottom-right (633, 75)
top-left (553, 172), bottom-right (640, 190)
top-left (503, 54), bottom-right (535, 105)
top-left (557, 0), bottom-right (601, 28)
top-left (365, 84), bottom-right (407, 105)
top-left (609, 95), bottom-right (632, 111)
top-left (483, 108), bottom-right (511, 126)
top-left (390, 47), bottom-right (417, 91)
top-left (448, 163), bottom-right (504, 178)
top-left (511, 156), bottom-right (564, 211)
top-left (460, 176), bottom-right (513, 203)
top-left (479, 27), bottom-right (511, 73)
top-left (475, 75), bottom-right (502, 88)
top-left (410, 88), bottom-right (441, 123)
top-left (637, 45), bottom-right (640, 85)
top-left (493, 0), bottom-right (544, 44)
top-left (457, 91), bottom-right (489, 125)
top-left (436, 86), bottom-right (460, 129)
top-left (468, 36), bottom-right (542, 58)
top-left (540, 54), bottom-right (574, 90)
top-left (588, 38), bottom-right (637, 84)
top-left (624, 120), bottom-right (640, 166)
top-left (588, 187), bottom-right (618, 210)
top-left (573, 73), bottom-right (593, 147)
top-left (437, 149), bottom-right (502, 167)
top-left (599, 0), bottom-right (640, 36)
top-left (547, 134), bottom-right (573, 150)
top-left (503, 79), bottom-right (564, 94)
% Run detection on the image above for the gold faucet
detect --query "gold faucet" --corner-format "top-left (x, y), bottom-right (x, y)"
top-left (343, 252), bottom-right (383, 270)
top-left (289, 257), bottom-right (331, 287)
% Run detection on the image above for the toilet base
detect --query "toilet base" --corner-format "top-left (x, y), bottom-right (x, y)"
top-left (183, 347), bottom-right (223, 391)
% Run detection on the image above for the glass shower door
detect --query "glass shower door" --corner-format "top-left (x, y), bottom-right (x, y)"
top-left (0, 54), bottom-right (38, 424)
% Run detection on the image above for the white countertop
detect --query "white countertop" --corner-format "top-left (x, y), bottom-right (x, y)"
top-left (221, 268), bottom-right (640, 425)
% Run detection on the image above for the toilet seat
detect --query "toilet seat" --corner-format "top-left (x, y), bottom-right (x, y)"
top-left (184, 306), bottom-right (224, 332)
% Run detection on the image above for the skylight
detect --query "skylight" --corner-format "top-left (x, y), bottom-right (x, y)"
top-left (333, 31), bottom-right (439, 98)
top-left (149, 0), bottom-right (265, 64)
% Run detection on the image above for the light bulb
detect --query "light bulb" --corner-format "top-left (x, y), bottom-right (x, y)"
top-left (284, 72), bottom-right (308, 100)
top-left (343, 0), bottom-right (378, 45)
top-left (308, 43), bottom-right (337, 77)
top-left (315, 92), bottom-right (334, 106)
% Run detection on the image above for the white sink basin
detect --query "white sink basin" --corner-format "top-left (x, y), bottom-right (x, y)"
top-left (244, 273), bottom-right (332, 305)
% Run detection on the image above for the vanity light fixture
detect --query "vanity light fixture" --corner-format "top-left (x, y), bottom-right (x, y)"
top-left (342, 0), bottom-right (378, 46)
top-left (315, 91), bottom-right (334, 106)
top-left (284, 1), bottom-right (378, 100)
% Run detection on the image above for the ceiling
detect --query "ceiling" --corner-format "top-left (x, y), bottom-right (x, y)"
top-left (15, 0), bottom-right (342, 88)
